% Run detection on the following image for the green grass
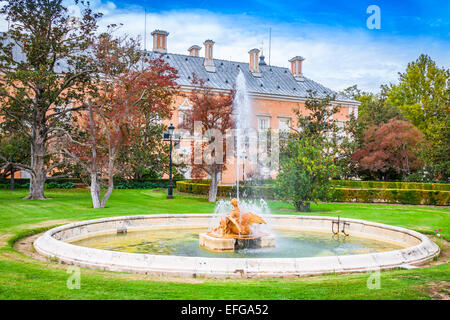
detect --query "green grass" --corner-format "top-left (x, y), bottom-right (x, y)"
top-left (0, 188), bottom-right (448, 300)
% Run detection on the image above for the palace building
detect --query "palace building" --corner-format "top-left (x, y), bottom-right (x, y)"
top-left (3, 30), bottom-right (360, 184)
top-left (146, 30), bottom-right (360, 184)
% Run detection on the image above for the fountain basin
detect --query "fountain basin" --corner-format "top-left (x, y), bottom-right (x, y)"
top-left (33, 214), bottom-right (440, 278)
top-left (199, 233), bottom-right (275, 251)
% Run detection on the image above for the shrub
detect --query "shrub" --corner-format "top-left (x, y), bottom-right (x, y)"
top-left (46, 182), bottom-right (75, 189)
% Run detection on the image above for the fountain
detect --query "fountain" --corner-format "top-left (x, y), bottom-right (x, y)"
top-left (199, 198), bottom-right (275, 251)
top-left (198, 71), bottom-right (275, 252)
top-left (31, 69), bottom-right (439, 278)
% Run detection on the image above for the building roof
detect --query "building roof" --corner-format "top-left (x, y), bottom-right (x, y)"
top-left (3, 35), bottom-right (358, 105)
top-left (145, 51), bottom-right (358, 104)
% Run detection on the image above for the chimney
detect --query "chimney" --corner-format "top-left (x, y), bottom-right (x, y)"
top-left (203, 40), bottom-right (216, 72)
top-left (289, 56), bottom-right (305, 81)
top-left (188, 45), bottom-right (201, 57)
top-left (248, 48), bottom-right (261, 76)
top-left (259, 49), bottom-right (267, 66)
top-left (151, 30), bottom-right (169, 53)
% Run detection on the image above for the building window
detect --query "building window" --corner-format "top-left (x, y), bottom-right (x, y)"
top-left (349, 106), bottom-right (358, 119)
top-left (178, 111), bottom-right (189, 126)
top-left (258, 117), bottom-right (270, 131)
top-left (278, 118), bottom-right (291, 133)
top-left (178, 98), bottom-right (192, 126)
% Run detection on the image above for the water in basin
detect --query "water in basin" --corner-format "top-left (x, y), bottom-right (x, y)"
top-left (70, 228), bottom-right (405, 258)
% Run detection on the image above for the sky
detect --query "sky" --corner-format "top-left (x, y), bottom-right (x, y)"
top-left (2, 0), bottom-right (450, 93)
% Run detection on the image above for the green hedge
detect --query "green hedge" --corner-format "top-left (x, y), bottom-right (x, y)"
top-left (46, 182), bottom-right (76, 189)
top-left (0, 183), bottom-right (30, 189)
top-left (115, 181), bottom-right (172, 189)
top-left (176, 181), bottom-right (450, 205)
top-left (331, 188), bottom-right (450, 206)
top-left (0, 178), bottom-right (184, 190)
top-left (330, 180), bottom-right (450, 191)
top-left (176, 181), bottom-right (276, 199)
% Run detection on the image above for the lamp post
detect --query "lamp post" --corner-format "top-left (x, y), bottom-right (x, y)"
top-left (164, 124), bottom-right (176, 199)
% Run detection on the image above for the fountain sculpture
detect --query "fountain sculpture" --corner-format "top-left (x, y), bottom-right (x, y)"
top-left (209, 198), bottom-right (266, 238)
top-left (199, 198), bottom-right (275, 251)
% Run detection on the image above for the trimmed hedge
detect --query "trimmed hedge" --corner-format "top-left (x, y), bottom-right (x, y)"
top-left (46, 182), bottom-right (76, 189)
top-left (115, 181), bottom-right (171, 189)
top-left (0, 183), bottom-right (30, 189)
top-left (330, 180), bottom-right (450, 191)
top-left (0, 178), bottom-right (184, 190)
top-left (176, 181), bottom-right (231, 197)
top-left (176, 181), bottom-right (276, 199)
top-left (331, 188), bottom-right (450, 206)
top-left (176, 180), bottom-right (450, 206)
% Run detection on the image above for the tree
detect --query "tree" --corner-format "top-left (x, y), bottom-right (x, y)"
top-left (0, 131), bottom-right (30, 189)
top-left (295, 90), bottom-right (340, 145)
top-left (342, 85), bottom-right (402, 135)
top-left (117, 118), bottom-right (170, 180)
top-left (386, 54), bottom-right (449, 180)
top-left (294, 90), bottom-right (343, 174)
top-left (181, 73), bottom-right (234, 202)
top-left (275, 136), bottom-right (337, 212)
top-left (275, 92), bottom-right (339, 211)
top-left (338, 85), bottom-right (403, 179)
top-left (0, 0), bottom-right (101, 199)
top-left (59, 32), bottom-right (178, 208)
top-left (352, 119), bottom-right (425, 180)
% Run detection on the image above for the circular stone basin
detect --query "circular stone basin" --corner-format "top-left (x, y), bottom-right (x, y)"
top-left (71, 228), bottom-right (406, 258)
top-left (34, 214), bottom-right (440, 278)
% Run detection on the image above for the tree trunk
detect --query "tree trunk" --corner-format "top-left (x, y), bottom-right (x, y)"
top-left (295, 201), bottom-right (310, 212)
top-left (90, 173), bottom-right (102, 209)
top-left (208, 168), bottom-right (219, 203)
top-left (26, 121), bottom-right (47, 200)
top-left (100, 171), bottom-right (114, 208)
top-left (10, 168), bottom-right (15, 191)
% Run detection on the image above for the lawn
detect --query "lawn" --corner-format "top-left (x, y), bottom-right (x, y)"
top-left (0, 188), bottom-right (448, 300)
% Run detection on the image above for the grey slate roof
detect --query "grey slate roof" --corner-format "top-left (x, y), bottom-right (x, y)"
top-left (2, 35), bottom-right (357, 104)
top-left (145, 51), bottom-right (358, 104)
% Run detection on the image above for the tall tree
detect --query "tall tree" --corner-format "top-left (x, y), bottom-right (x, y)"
top-left (0, 0), bottom-right (101, 199)
top-left (275, 92), bottom-right (339, 211)
top-left (352, 119), bottom-right (425, 180)
top-left (59, 32), bottom-right (178, 208)
top-left (275, 136), bottom-right (337, 212)
top-left (295, 90), bottom-right (340, 145)
top-left (181, 73), bottom-right (234, 202)
top-left (338, 85), bottom-right (402, 178)
top-left (342, 85), bottom-right (402, 137)
top-left (117, 116), bottom-right (170, 180)
top-left (386, 54), bottom-right (449, 180)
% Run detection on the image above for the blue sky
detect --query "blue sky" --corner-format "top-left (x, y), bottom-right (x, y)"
top-left (112, 0), bottom-right (449, 39)
top-left (3, 0), bottom-right (449, 93)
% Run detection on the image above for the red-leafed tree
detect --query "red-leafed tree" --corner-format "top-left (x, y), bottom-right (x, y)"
top-left (181, 73), bottom-right (234, 202)
top-left (352, 118), bottom-right (425, 180)
top-left (60, 31), bottom-right (178, 208)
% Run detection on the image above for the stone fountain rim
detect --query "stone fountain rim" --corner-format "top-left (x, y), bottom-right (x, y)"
top-left (33, 214), bottom-right (440, 278)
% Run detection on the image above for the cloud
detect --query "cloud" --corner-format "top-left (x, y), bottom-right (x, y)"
top-left (3, 1), bottom-right (450, 93)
